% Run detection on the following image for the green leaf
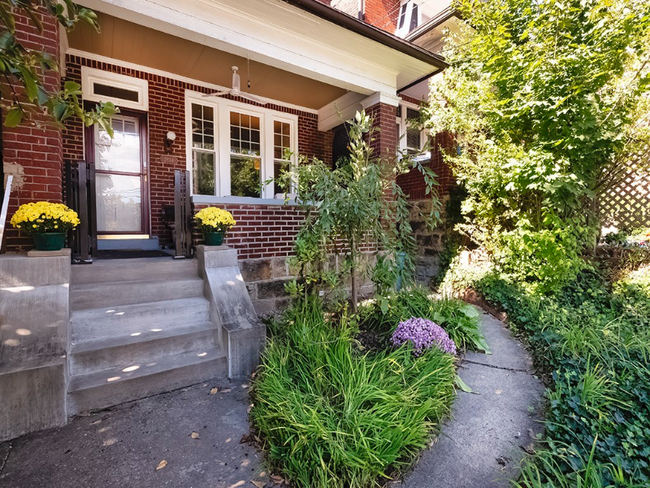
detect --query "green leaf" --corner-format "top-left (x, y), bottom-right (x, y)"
top-left (455, 375), bottom-right (473, 393)
top-left (4, 107), bottom-right (23, 127)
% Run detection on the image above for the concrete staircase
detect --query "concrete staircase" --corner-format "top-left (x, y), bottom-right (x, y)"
top-left (67, 257), bottom-right (227, 415)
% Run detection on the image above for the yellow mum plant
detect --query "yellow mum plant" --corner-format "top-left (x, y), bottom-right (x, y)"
top-left (194, 207), bottom-right (236, 233)
top-left (11, 202), bottom-right (80, 235)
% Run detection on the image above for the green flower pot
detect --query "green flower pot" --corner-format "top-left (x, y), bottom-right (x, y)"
top-left (32, 232), bottom-right (66, 251)
top-left (204, 231), bottom-right (225, 246)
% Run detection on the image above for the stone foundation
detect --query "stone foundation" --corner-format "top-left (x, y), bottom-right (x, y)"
top-left (409, 199), bottom-right (446, 285)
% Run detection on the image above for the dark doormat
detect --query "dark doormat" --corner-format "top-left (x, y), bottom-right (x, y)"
top-left (96, 250), bottom-right (173, 259)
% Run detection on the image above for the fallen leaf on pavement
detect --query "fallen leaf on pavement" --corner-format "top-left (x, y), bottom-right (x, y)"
top-left (520, 443), bottom-right (536, 455)
top-left (251, 481), bottom-right (266, 488)
top-left (155, 460), bottom-right (167, 471)
top-left (528, 428), bottom-right (536, 439)
top-left (221, 388), bottom-right (232, 394)
top-left (495, 389), bottom-right (503, 395)
top-left (270, 474), bottom-right (284, 484)
top-left (210, 388), bottom-right (218, 395)
top-left (191, 432), bottom-right (200, 439)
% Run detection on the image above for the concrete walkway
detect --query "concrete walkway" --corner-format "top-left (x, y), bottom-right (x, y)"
top-left (399, 309), bottom-right (545, 488)
top-left (0, 381), bottom-right (271, 488)
top-left (0, 309), bottom-right (544, 488)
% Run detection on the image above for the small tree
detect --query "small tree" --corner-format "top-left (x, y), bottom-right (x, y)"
top-left (1, 0), bottom-right (115, 131)
top-left (276, 111), bottom-right (441, 310)
top-left (424, 0), bottom-right (650, 291)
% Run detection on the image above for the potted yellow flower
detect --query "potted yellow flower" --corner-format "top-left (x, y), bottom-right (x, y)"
top-left (10, 202), bottom-right (80, 251)
top-left (194, 207), bottom-right (236, 246)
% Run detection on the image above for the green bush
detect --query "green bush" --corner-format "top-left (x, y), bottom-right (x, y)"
top-left (469, 268), bottom-right (650, 486)
top-left (358, 288), bottom-right (489, 353)
top-left (250, 297), bottom-right (456, 488)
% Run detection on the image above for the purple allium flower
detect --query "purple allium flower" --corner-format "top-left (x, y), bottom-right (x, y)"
top-left (391, 317), bottom-right (457, 356)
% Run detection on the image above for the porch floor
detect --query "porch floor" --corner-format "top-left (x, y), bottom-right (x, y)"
top-left (0, 381), bottom-right (273, 488)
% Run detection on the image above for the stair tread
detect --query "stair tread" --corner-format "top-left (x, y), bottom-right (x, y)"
top-left (70, 297), bottom-right (210, 341)
top-left (70, 321), bottom-right (217, 354)
top-left (71, 296), bottom-right (209, 323)
top-left (68, 347), bottom-right (226, 392)
top-left (71, 276), bottom-right (204, 290)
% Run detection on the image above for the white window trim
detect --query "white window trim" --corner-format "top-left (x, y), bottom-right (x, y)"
top-left (81, 66), bottom-right (149, 111)
top-left (397, 101), bottom-right (431, 161)
top-left (185, 90), bottom-right (298, 200)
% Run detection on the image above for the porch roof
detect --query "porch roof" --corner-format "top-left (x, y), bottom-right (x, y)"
top-left (75, 0), bottom-right (447, 109)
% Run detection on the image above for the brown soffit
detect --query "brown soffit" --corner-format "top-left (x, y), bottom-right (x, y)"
top-left (282, 0), bottom-right (448, 70)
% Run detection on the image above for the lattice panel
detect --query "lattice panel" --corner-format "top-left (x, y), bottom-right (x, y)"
top-left (600, 146), bottom-right (650, 230)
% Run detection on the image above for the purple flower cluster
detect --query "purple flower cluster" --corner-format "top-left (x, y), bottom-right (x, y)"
top-left (391, 317), bottom-right (457, 356)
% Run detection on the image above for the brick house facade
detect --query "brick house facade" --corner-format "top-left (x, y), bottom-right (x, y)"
top-left (3, 0), bottom-right (448, 304)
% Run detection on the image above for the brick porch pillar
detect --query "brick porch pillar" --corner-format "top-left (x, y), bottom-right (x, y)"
top-left (2, 13), bottom-right (63, 252)
top-left (364, 100), bottom-right (398, 160)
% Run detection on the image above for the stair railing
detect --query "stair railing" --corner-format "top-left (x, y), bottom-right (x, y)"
top-left (65, 161), bottom-right (97, 263)
top-left (0, 174), bottom-right (13, 253)
top-left (174, 170), bottom-right (193, 258)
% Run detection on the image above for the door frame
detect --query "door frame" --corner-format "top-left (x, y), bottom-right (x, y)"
top-left (84, 107), bottom-right (150, 236)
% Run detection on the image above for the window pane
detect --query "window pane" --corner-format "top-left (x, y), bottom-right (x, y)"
top-left (407, 128), bottom-right (420, 150)
top-left (193, 151), bottom-right (215, 195)
top-left (192, 103), bottom-right (215, 150)
top-left (95, 174), bottom-right (141, 232)
top-left (230, 111), bottom-right (261, 158)
top-left (93, 83), bottom-right (139, 103)
top-left (230, 156), bottom-right (260, 197)
top-left (410, 4), bottom-right (419, 31)
top-left (274, 161), bottom-right (290, 195)
top-left (274, 121), bottom-right (291, 161)
top-left (96, 118), bottom-right (140, 173)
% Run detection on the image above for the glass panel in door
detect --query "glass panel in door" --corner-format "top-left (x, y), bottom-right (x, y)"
top-left (94, 116), bottom-right (145, 234)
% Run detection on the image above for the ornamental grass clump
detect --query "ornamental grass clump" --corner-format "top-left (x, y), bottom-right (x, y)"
top-left (391, 317), bottom-right (457, 356)
top-left (10, 201), bottom-right (80, 234)
top-left (250, 297), bottom-right (456, 488)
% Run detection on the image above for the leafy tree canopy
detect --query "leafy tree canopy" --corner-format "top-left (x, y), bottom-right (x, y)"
top-left (0, 0), bottom-right (115, 132)
top-left (424, 0), bottom-right (650, 291)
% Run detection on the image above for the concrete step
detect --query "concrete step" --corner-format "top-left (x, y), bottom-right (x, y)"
top-left (67, 347), bottom-right (227, 415)
top-left (71, 257), bottom-right (197, 285)
top-left (71, 278), bottom-right (205, 310)
top-left (69, 322), bottom-right (219, 375)
top-left (70, 297), bottom-right (211, 342)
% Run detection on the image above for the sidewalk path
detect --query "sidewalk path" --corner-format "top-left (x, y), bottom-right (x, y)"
top-left (399, 308), bottom-right (545, 488)
top-left (0, 381), bottom-right (269, 488)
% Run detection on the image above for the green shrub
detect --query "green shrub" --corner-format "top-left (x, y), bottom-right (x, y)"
top-left (357, 288), bottom-right (488, 353)
top-left (250, 297), bottom-right (456, 488)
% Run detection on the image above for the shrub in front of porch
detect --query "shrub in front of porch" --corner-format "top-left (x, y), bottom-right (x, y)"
top-left (250, 297), bottom-right (456, 488)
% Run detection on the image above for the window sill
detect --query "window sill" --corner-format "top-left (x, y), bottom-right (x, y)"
top-left (191, 195), bottom-right (300, 206)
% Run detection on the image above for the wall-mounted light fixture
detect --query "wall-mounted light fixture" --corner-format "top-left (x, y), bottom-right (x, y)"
top-left (164, 131), bottom-right (176, 154)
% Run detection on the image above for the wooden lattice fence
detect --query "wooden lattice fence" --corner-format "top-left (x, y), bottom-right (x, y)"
top-left (599, 148), bottom-right (650, 230)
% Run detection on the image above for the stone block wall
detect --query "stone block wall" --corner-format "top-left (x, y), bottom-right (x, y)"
top-left (239, 256), bottom-right (296, 314)
top-left (409, 198), bottom-right (447, 285)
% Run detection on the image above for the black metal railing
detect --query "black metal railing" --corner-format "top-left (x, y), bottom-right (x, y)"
top-left (65, 161), bottom-right (97, 263)
top-left (174, 170), bottom-right (193, 258)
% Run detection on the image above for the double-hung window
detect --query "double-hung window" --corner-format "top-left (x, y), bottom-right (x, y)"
top-left (397, 103), bottom-right (429, 159)
top-left (186, 92), bottom-right (297, 200)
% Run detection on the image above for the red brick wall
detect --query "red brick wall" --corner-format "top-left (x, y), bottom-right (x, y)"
top-left (366, 102), bottom-right (398, 159)
top-left (63, 55), bottom-right (332, 248)
top-left (364, 0), bottom-right (401, 31)
top-left (396, 131), bottom-right (456, 199)
top-left (193, 203), bottom-right (305, 260)
top-left (3, 13), bottom-right (62, 252)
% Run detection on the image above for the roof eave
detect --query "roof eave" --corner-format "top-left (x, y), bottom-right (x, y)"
top-left (282, 0), bottom-right (448, 70)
